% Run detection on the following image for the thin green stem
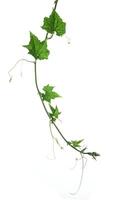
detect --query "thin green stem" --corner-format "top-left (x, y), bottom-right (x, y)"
top-left (34, 60), bottom-right (50, 118)
top-left (34, 60), bottom-right (88, 156)
top-left (34, 60), bottom-right (100, 159)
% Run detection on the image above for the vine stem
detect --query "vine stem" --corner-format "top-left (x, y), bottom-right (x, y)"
top-left (54, 0), bottom-right (59, 10)
top-left (34, 60), bottom-right (89, 156)
top-left (34, 57), bottom-right (100, 159)
top-left (34, 60), bottom-right (50, 118)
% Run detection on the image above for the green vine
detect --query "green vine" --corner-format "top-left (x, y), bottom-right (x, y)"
top-left (9, 0), bottom-right (100, 193)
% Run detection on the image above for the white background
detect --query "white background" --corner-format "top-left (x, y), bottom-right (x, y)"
top-left (0, 0), bottom-right (115, 199)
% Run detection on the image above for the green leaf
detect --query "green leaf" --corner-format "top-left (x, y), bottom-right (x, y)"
top-left (42, 10), bottom-right (66, 36)
top-left (68, 139), bottom-right (84, 148)
top-left (41, 84), bottom-right (61, 103)
top-left (49, 105), bottom-right (61, 121)
top-left (23, 32), bottom-right (50, 60)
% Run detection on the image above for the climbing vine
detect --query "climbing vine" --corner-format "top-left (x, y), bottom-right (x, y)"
top-left (9, 0), bottom-right (100, 193)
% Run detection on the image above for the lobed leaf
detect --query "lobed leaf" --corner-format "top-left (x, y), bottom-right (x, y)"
top-left (23, 32), bottom-right (50, 60)
top-left (68, 139), bottom-right (84, 148)
top-left (42, 10), bottom-right (66, 36)
top-left (49, 105), bottom-right (61, 121)
top-left (41, 84), bottom-right (61, 103)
